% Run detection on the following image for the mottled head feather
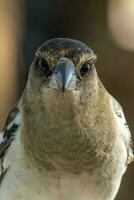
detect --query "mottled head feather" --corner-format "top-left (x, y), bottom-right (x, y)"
top-left (36, 38), bottom-right (97, 68)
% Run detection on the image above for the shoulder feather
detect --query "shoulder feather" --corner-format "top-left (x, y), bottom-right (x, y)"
top-left (110, 95), bottom-right (134, 165)
top-left (0, 105), bottom-right (21, 183)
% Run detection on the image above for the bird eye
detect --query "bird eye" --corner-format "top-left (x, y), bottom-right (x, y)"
top-left (39, 58), bottom-right (49, 73)
top-left (80, 62), bottom-right (92, 77)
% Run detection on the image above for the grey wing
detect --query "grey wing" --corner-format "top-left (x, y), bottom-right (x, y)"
top-left (0, 105), bottom-right (21, 183)
top-left (110, 95), bottom-right (134, 165)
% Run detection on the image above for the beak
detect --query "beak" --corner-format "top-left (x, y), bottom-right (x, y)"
top-left (49, 58), bottom-right (76, 92)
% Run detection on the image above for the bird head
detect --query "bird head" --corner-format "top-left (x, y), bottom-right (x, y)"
top-left (21, 39), bottom-right (116, 167)
top-left (24, 38), bottom-right (101, 108)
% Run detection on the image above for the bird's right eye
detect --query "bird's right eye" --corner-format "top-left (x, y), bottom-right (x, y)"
top-left (39, 58), bottom-right (49, 73)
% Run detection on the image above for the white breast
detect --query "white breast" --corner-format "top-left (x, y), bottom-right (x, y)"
top-left (0, 150), bottom-right (126, 200)
top-left (0, 115), bottom-right (128, 200)
top-left (0, 166), bottom-right (112, 200)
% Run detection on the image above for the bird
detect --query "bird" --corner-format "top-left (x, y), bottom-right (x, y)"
top-left (0, 38), bottom-right (133, 200)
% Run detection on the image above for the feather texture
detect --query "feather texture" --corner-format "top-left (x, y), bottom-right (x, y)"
top-left (0, 105), bottom-right (20, 183)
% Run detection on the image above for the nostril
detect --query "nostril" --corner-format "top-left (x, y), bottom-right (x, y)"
top-left (46, 70), bottom-right (53, 79)
top-left (75, 72), bottom-right (81, 81)
top-left (77, 76), bottom-right (82, 81)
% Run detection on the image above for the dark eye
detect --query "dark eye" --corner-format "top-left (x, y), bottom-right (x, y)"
top-left (80, 62), bottom-right (92, 77)
top-left (39, 58), bottom-right (49, 73)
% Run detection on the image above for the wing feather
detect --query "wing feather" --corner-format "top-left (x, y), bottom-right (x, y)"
top-left (110, 95), bottom-right (134, 165)
top-left (0, 105), bottom-right (20, 182)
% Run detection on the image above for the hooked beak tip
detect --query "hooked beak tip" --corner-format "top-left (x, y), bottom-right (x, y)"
top-left (62, 87), bottom-right (65, 93)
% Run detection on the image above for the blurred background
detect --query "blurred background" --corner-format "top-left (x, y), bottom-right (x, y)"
top-left (0, 0), bottom-right (134, 199)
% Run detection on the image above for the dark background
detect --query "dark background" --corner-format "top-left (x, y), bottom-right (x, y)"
top-left (0, 0), bottom-right (134, 199)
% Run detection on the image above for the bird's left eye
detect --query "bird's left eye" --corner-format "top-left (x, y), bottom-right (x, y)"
top-left (80, 62), bottom-right (92, 77)
top-left (39, 58), bottom-right (49, 73)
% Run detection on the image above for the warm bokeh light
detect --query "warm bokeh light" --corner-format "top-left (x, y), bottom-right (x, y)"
top-left (0, 0), bottom-right (23, 128)
top-left (108, 0), bottom-right (134, 51)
